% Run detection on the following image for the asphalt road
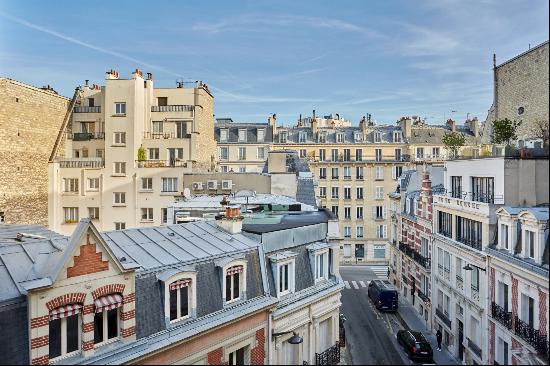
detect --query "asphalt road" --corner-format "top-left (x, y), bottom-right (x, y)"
top-left (340, 266), bottom-right (411, 365)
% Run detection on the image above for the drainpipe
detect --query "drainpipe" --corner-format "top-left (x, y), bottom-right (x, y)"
top-left (268, 310), bottom-right (273, 365)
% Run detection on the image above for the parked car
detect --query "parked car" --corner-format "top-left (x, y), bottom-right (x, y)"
top-left (396, 330), bottom-right (433, 362)
top-left (367, 279), bottom-right (398, 311)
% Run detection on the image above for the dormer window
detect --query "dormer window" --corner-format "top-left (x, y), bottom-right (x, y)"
top-left (225, 265), bottom-right (244, 302)
top-left (257, 128), bottom-right (265, 142)
top-left (220, 129), bottom-right (228, 142)
top-left (299, 131), bottom-right (307, 143)
top-left (162, 272), bottom-right (197, 324)
top-left (315, 251), bottom-right (328, 281)
top-left (499, 223), bottom-right (509, 250)
top-left (524, 230), bottom-right (536, 259)
top-left (393, 131), bottom-right (401, 142)
top-left (269, 251), bottom-right (297, 297)
top-left (318, 132), bottom-right (327, 143)
top-left (238, 129), bottom-right (247, 142)
top-left (374, 131), bottom-right (382, 143)
top-left (354, 132), bottom-right (362, 142)
top-left (279, 131), bottom-right (288, 143)
top-left (336, 133), bottom-right (345, 143)
top-left (49, 304), bottom-right (82, 360)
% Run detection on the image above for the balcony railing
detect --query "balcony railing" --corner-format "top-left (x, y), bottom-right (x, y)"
top-left (456, 237), bottom-right (482, 251)
top-left (467, 337), bottom-right (482, 359)
top-left (456, 275), bottom-right (464, 291)
top-left (73, 106), bottom-right (101, 113)
top-left (514, 317), bottom-right (549, 358)
top-left (142, 131), bottom-right (191, 139)
top-left (401, 274), bottom-right (408, 285)
top-left (471, 285), bottom-right (480, 301)
top-left (136, 160), bottom-right (188, 168)
top-left (417, 289), bottom-right (430, 303)
top-left (67, 132), bottom-right (105, 141)
top-left (437, 189), bottom-right (504, 205)
top-left (315, 342), bottom-right (340, 365)
top-left (436, 307), bottom-right (451, 328)
top-left (491, 302), bottom-right (512, 329)
top-left (413, 251), bottom-right (431, 270)
top-left (151, 105), bottom-right (194, 112)
top-left (56, 157), bottom-right (104, 169)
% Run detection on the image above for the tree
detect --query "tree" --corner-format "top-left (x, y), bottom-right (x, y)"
top-left (530, 119), bottom-right (549, 148)
top-left (492, 118), bottom-right (522, 145)
top-left (137, 145), bottom-right (146, 161)
top-left (442, 132), bottom-right (466, 159)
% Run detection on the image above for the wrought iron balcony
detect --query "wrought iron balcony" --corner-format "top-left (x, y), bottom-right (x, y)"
top-left (467, 337), bottom-right (482, 359)
top-left (56, 157), bottom-right (104, 169)
top-left (68, 132), bottom-right (105, 141)
top-left (142, 131), bottom-right (191, 139)
top-left (417, 289), bottom-right (430, 303)
top-left (471, 284), bottom-right (480, 301)
top-left (491, 302), bottom-right (512, 329)
top-left (73, 106), bottom-right (101, 113)
top-left (315, 342), bottom-right (340, 365)
top-left (413, 251), bottom-right (431, 270)
top-left (136, 160), bottom-right (188, 168)
top-left (151, 105), bottom-right (194, 112)
top-left (436, 307), bottom-right (451, 328)
top-left (514, 316), bottom-right (549, 358)
top-left (456, 236), bottom-right (482, 251)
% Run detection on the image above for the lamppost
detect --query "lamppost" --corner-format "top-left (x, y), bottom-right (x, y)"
top-left (272, 331), bottom-right (304, 363)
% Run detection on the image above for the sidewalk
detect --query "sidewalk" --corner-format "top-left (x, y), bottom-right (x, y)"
top-left (396, 299), bottom-right (461, 365)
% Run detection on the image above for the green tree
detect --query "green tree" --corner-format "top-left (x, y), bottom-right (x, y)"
top-left (492, 118), bottom-right (522, 145)
top-left (137, 145), bottom-right (146, 161)
top-left (442, 132), bottom-right (466, 159)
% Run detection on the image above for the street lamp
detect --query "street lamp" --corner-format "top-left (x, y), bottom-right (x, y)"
top-left (463, 263), bottom-right (486, 272)
top-left (272, 331), bottom-right (303, 345)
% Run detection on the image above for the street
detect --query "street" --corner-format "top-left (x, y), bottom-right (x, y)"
top-left (340, 265), bottom-right (429, 365)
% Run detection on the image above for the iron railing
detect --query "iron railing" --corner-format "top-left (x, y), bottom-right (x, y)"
top-left (56, 157), bottom-right (104, 169)
top-left (136, 160), bottom-right (188, 168)
top-left (456, 275), bottom-right (464, 291)
top-left (437, 189), bottom-right (504, 204)
top-left (315, 342), bottom-right (340, 365)
top-left (436, 307), bottom-right (451, 328)
top-left (67, 132), bottom-right (105, 141)
top-left (417, 289), bottom-right (430, 303)
top-left (491, 302), bottom-right (512, 329)
top-left (467, 337), bottom-right (482, 359)
top-left (73, 106), bottom-right (101, 113)
top-left (413, 251), bottom-right (431, 270)
top-left (514, 317), bottom-right (549, 358)
top-left (142, 131), bottom-right (191, 139)
top-left (456, 237), bottom-right (482, 251)
top-left (471, 285), bottom-right (480, 301)
top-left (151, 105), bottom-right (194, 112)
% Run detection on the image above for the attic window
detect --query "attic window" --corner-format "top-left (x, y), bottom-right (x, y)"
top-left (336, 133), bottom-right (345, 143)
top-left (374, 132), bottom-right (382, 143)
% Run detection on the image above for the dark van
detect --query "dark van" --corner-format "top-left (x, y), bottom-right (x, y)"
top-left (368, 280), bottom-right (398, 312)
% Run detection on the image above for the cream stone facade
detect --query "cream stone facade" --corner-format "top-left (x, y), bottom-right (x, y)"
top-left (48, 69), bottom-right (216, 235)
top-left (0, 78), bottom-right (71, 225)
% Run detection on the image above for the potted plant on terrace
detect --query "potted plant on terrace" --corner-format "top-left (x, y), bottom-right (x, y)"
top-left (137, 145), bottom-right (146, 167)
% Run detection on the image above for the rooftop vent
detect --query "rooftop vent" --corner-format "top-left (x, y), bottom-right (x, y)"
top-left (16, 233), bottom-right (48, 242)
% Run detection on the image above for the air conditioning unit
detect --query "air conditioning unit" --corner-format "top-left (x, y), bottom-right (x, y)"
top-left (192, 182), bottom-right (203, 190)
top-left (221, 180), bottom-right (233, 190)
top-left (207, 180), bottom-right (217, 190)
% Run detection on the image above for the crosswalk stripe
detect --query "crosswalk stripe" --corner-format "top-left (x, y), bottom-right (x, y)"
top-left (352, 281), bottom-right (359, 289)
top-left (344, 281), bottom-right (351, 289)
top-left (359, 281), bottom-right (367, 287)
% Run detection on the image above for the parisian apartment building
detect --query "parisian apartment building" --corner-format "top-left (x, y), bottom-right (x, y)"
top-left (389, 156), bottom-right (549, 365)
top-left (48, 69), bottom-right (217, 235)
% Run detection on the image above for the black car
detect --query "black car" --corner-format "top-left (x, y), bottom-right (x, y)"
top-left (396, 330), bottom-right (433, 362)
top-left (367, 280), bottom-right (398, 312)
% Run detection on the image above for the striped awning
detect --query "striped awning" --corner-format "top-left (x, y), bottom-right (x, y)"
top-left (94, 293), bottom-right (123, 313)
top-left (49, 304), bottom-right (83, 320)
top-left (227, 265), bottom-right (244, 275)
top-left (169, 279), bottom-right (192, 291)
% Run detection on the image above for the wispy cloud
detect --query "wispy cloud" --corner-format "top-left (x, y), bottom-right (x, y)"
top-left (211, 86), bottom-right (325, 104)
top-left (391, 23), bottom-right (461, 57)
top-left (297, 53), bottom-right (328, 66)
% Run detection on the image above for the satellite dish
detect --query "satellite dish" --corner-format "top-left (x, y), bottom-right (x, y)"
top-left (183, 188), bottom-right (191, 198)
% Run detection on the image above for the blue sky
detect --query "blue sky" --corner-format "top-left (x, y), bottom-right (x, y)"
top-left (0, 0), bottom-right (548, 125)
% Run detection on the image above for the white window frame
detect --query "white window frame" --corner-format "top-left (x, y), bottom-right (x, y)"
top-left (162, 177), bottom-right (178, 192)
top-left (375, 186), bottom-right (384, 200)
top-left (238, 147), bottom-right (247, 160)
top-left (257, 147), bottom-right (266, 160)
top-left (63, 207), bottom-right (79, 224)
top-left (374, 131), bottom-right (382, 143)
top-left (393, 131), bottom-right (401, 142)
top-left (223, 260), bottom-right (247, 305)
top-left (88, 207), bottom-right (100, 220)
top-left (219, 146), bottom-right (229, 160)
top-left (220, 129), bottom-right (228, 142)
top-left (141, 177), bottom-right (153, 191)
top-left (113, 132), bottom-right (126, 145)
top-left (114, 222), bottom-right (126, 230)
top-left (299, 132), bottom-right (307, 143)
top-left (357, 206), bottom-right (364, 219)
top-left (87, 178), bottom-right (100, 191)
top-left (63, 178), bottom-right (79, 193)
top-left (375, 166), bottom-right (384, 180)
top-left (314, 250), bottom-right (329, 282)
top-left (164, 272), bottom-right (197, 324)
top-left (357, 226), bottom-right (364, 238)
top-left (257, 128), bottom-right (265, 142)
top-left (94, 307), bottom-right (120, 346)
top-left (48, 313), bottom-right (81, 361)
top-left (238, 129), bottom-right (247, 142)
top-left (141, 208), bottom-right (154, 221)
top-left (276, 260), bottom-right (295, 296)
top-left (336, 133), bottom-right (344, 143)
top-left (279, 131), bottom-right (287, 143)
top-left (113, 162), bottom-right (126, 176)
top-left (319, 186), bottom-right (327, 198)
top-left (344, 226), bottom-right (351, 238)
top-left (113, 192), bottom-right (126, 205)
top-left (149, 148), bottom-right (160, 160)
top-left (114, 102), bottom-right (126, 115)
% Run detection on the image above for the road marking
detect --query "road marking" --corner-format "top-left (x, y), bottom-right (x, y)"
top-left (359, 281), bottom-right (367, 287)
top-left (344, 281), bottom-right (351, 289)
top-left (352, 281), bottom-right (359, 289)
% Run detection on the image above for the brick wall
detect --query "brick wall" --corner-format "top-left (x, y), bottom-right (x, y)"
top-left (67, 235), bottom-right (109, 278)
top-left (539, 288), bottom-right (547, 336)
top-left (0, 78), bottom-right (70, 225)
top-left (250, 328), bottom-right (266, 365)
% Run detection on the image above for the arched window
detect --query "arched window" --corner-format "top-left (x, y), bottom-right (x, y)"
top-left (94, 293), bottom-right (122, 345)
top-left (169, 278), bottom-right (192, 321)
top-left (49, 304), bottom-right (82, 359)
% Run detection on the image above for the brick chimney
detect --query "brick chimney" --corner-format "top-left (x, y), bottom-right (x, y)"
top-left (359, 116), bottom-right (367, 134)
top-left (132, 68), bottom-right (143, 79)
top-left (467, 117), bottom-right (480, 137)
top-left (216, 204), bottom-right (243, 234)
top-left (105, 69), bottom-right (119, 80)
top-left (419, 164), bottom-right (433, 220)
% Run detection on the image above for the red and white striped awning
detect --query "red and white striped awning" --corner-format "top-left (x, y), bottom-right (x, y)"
top-left (49, 304), bottom-right (83, 320)
top-left (94, 293), bottom-right (123, 313)
top-left (227, 265), bottom-right (244, 275)
top-left (169, 279), bottom-right (192, 291)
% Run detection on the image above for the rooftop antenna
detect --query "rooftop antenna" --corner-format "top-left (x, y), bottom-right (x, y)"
top-left (176, 78), bottom-right (184, 88)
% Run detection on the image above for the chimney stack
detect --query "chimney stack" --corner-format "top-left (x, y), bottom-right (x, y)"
top-left (146, 72), bottom-right (153, 80)
top-left (312, 116), bottom-right (318, 135)
top-left (359, 116), bottom-right (367, 133)
top-left (216, 204), bottom-right (243, 234)
top-left (398, 116), bottom-right (412, 140)
top-left (106, 69), bottom-right (119, 80)
top-left (446, 118), bottom-right (456, 132)
top-left (313, 109), bottom-right (316, 119)
top-left (85, 79), bottom-right (89, 86)
top-left (268, 113), bottom-right (277, 135)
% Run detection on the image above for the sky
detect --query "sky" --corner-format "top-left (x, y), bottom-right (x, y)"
top-left (0, 0), bottom-right (548, 126)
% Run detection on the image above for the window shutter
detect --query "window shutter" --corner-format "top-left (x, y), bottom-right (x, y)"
top-left (383, 206), bottom-right (387, 219)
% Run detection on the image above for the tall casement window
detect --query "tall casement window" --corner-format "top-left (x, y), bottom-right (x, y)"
top-left (175, 121), bottom-right (187, 138)
top-left (416, 147), bottom-right (424, 159)
top-left (395, 148), bottom-right (402, 161)
top-left (500, 224), bottom-right (509, 250)
top-left (344, 187), bottom-right (352, 200)
top-left (225, 265), bottom-right (244, 303)
top-left (456, 216), bottom-right (482, 250)
top-left (257, 147), bottom-right (266, 160)
top-left (451, 176), bottom-right (462, 198)
top-left (344, 167), bottom-right (351, 179)
top-left (356, 187), bottom-right (364, 199)
top-left (315, 251), bottom-right (328, 281)
top-left (94, 293), bottom-right (122, 345)
top-left (279, 131), bottom-right (288, 143)
top-left (169, 278), bottom-right (191, 322)
top-left (238, 129), bottom-right (247, 142)
top-left (49, 304), bottom-right (82, 359)
top-left (149, 148), bottom-right (160, 160)
top-left (238, 147), bottom-right (247, 160)
top-left (257, 128), bottom-right (265, 142)
top-left (318, 132), bottom-right (327, 143)
top-left (113, 192), bottom-right (126, 205)
top-left (355, 149), bottom-right (363, 161)
top-left (113, 132), bottom-right (126, 145)
top-left (319, 167), bottom-right (326, 179)
top-left (114, 102), bottom-right (126, 115)
top-left (162, 177), bottom-right (178, 192)
top-left (336, 133), bottom-right (344, 143)
top-left (274, 259), bottom-right (295, 296)
top-left (331, 149), bottom-right (339, 161)
top-left (63, 207), bottom-right (79, 223)
top-left (299, 131), bottom-right (307, 143)
top-left (356, 167), bottom-right (364, 180)
top-left (374, 131), bottom-right (382, 143)
top-left (343, 149), bottom-right (351, 161)
top-left (331, 167), bottom-right (339, 180)
top-left (471, 177), bottom-right (494, 203)
top-left (220, 129), bottom-right (228, 142)
top-left (356, 206), bottom-right (364, 219)
top-left (219, 147), bottom-right (229, 160)
top-left (63, 178), bottom-right (79, 193)
top-left (375, 148), bottom-right (382, 161)
top-left (331, 187), bottom-right (339, 199)
top-left (141, 177), bottom-right (153, 190)
top-left (524, 230), bottom-right (536, 258)
top-left (319, 149), bottom-right (326, 161)
top-left (319, 187), bottom-right (327, 198)
top-left (392, 166), bottom-right (403, 180)
top-left (438, 211), bottom-right (452, 238)
top-left (393, 131), bottom-right (401, 142)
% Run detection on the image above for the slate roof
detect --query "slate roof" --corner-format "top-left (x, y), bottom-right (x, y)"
top-left (498, 206), bottom-right (549, 221)
top-left (242, 210), bottom-right (330, 234)
top-left (215, 120), bottom-right (273, 144)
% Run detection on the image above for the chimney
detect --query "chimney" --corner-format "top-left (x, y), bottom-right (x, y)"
top-left (399, 116), bottom-right (412, 140)
top-left (419, 164), bottom-right (433, 218)
top-left (146, 72), bottom-right (153, 80)
top-left (132, 68), bottom-right (143, 79)
top-left (312, 116), bottom-right (318, 135)
top-left (469, 117), bottom-right (480, 137)
top-left (446, 118), bottom-right (456, 132)
top-left (313, 109), bottom-right (316, 119)
top-left (216, 204), bottom-right (243, 234)
top-left (493, 53), bottom-right (496, 68)
top-left (85, 79), bottom-right (89, 86)
top-left (268, 113), bottom-right (277, 134)
top-left (106, 69), bottom-right (119, 80)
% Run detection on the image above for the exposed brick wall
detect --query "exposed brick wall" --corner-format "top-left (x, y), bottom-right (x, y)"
top-left (30, 335), bottom-right (49, 349)
top-left (490, 267), bottom-right (496, 303)
top-left (30, 315), bottom-right (49, 329)
top-left (67, 241), bottom-right (109, 278)
top-left (511, 277), bottom-right (518, 329)
top-left (250, 328), bottom-right (266, 365)
top-left (121, 326), bottom-right (136, 338)
top-left (92, 283), bottom-right (126, 300)
top-left (0, 78), bottom-right (70, 225)
top-left (46, 292), bottom-right (86, 310)
top-left (539, 289), bottom-right (547, 335)
top-left (123, 292), bottom-right (136, 304)
top-left (31, 355), bottom-right (49, 365)
top-left (207, 347), bottom-right (223, 365)
top-left (511, 338), bottom-right (521, 365)
top-left (83, 321), bottom-right (94, 333)
top-left (83, 340), bottom-right (94, 351)
top-left (121, 309), bottom-right (136, 321)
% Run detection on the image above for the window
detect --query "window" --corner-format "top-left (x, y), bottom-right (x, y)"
top-left (113, 132), bottom-right (126, 145)
top-left (49, 312), bottom-right (80, 359)
top-left (357, 226), bottom-right (364, 238)
top-left (73, 149), bottom-right (80, 158)
top-left (524, 230), bottom-right (535, 258)
top-left (257, 128), bottom-right (265, 142)
top-left (299, 131), bottom-right (307, 143)
top-left (471, 177), bottom-right (494, 203)
top-left (238, 129), bottom-right (247, 142)
top-left (355, 167), bottom-right (364, 180)
top-left (225, 265), bottom-right (243, 302)
top-left (279, 131), bottom-right (288, 143)
top-left (114, 162), bottom-right (126, 175)
top-left (357, 206), bottom-right (364, 219)
top-left (64, 178), bottom-right (79, 193)
top-left (228, 347), bottom-right (248, 365)
top-left (354, 132), bottom-right (362, 142)
top-left (220, 147), bottom-right (229, 160)
top-left (331, 149), bottom-right (339, 161)
top-left (498, 281), bottom-right (509, 312)
top-left (331, 187), bottom-right (339, 199)
top-left (375, 148), bottom-right (382, 161)
top-left (375, 166), bottom-right (384, 180)
top-left (94, 307), bottom-right (119, 345)
top-left (374, 206), bottom-right (385, 219)
top-left (161, 208), bottom-right (168, 224)
top-left (356, 149), bottom-right (363, 161)
top-left (451, 176), bottom-right (462, 198)
top-left (238, 147), bottom-right (246, 160)
top-left (141, 208), bottom-right (153, 221)
top-left (471, 267), bottom-right (480, 291)
top-left (344, 167), bottom-right (351, 180)
top-left (88, 207), bottom-right (100, 220)
top-left (376, 225), bottom-right (387, 239)
top-left (96, 149), bottom-right (104, 159)
top-left (220, 129), bottom-right (228, 142)
top-left (373, 245), bottom-right (386, 259)
top-left (82, 148), bottom-right (89, 158)
top-left (336, 133), bottom-right (344, 143)
top-left (318, 132), bottom-right (327, 143)
top-left (500, 224), bottom-right (509, 249)
top-left (393, 131), bottom-right (401, 142)
top-left (356, 187), bottom-right (364, 199)
top-left (355, 244), bottom-right (365, 258)
top-left (162, 177), bottom-right (178, 192)
top-left (375, 186), bottom-right (384, 200)
top-left (157, 97), bottom-right (168, 106)
top-left (300, 149), bottom-right (307, 158)
top-left (88, 98), bottom-right (95, 107)
top-left (315, 252), bottom-right (328, 281)
top-left (239, 166), bottom-right (246, 173)
top-left (277, 261), bottom-right (295, 295)
top-left (343, 244), bottom-right (352, 257)
top-left (521, 294), bottom-right (535, 327)
top-left (344, 206), bottom-right (351, 219)
top-left (63, 207), bottom-right (79, 223)
top-left (141, 177), bottom-right (153, 190)
top-left (175, 121), bottom-right (188, 138)
top-left (167, 148), bottom-right (183, 163)
top-left (169, 279), bottom-right (190, 322)
top-left (257, 147), bottom-right (266, 159)
top-left (374, 131), bottom-right (382, 143)
top-left (416, 148), bottom-right (424, 159)
top-left (319, 167), bottom-right (326, 179)
top-left (344, 226), bottom-right (351, 238)
top-left (395, 148), bottom-right (402, 161)
top-left (114, 222), bottom-right (126, 230)
top-left (319, 187), bottom-right (326, 198)
top-left (153, 121), bottom-right (164, 134)
top-left (88, 178), bottom-right (99, 191)
top-left (319, 149), bottom-right (326, 161)
top-left (113, 192), bottom-right (126, 204)
top-left (343, 149), bottom-right (351, 161)
top-left (497, 337), bottom-right (509, 365)
top-left (221, 165), bottom-right (228, 173)
top-left (456, 216), bottom-right (482, 250)
top-left (331, 168), bottom-right (339, 180)
top-left (149, 148), bottom-right (160, 160)
top-left (331, 206), bottom-right (339, 217)
top-left (438, 211), bottom-right (452, 238)
top-left (421, 237), bottom-right (429, 257)
top-left (115, 102), bottom-right (126, 114)
top-left (392, 166), bottom-right (403, 180)
top-left (432, 147), bottom-right (441, 157)
top-left (344, 187), bottom-right (352, 199)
